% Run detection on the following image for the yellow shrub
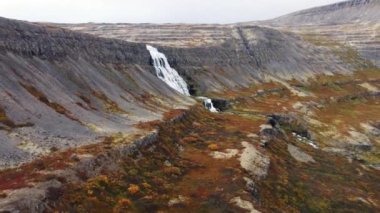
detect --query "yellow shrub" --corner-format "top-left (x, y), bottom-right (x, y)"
top-left (208, 143), bottom-right (219, 150)
top-left (128, 184), bottom-right (140, 194)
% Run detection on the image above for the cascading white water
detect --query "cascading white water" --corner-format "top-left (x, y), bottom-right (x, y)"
top-left (197, 97), bottom-right (218, 113)
top-left (146, 45), bottom-right (218, 113)
top-left (203, 99), bottom-right (218, 113)
top-left (146, 45), bottom-right (190, 96)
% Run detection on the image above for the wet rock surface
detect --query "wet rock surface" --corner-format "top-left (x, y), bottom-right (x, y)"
top-left (210, 98), bottom-right (230, 111)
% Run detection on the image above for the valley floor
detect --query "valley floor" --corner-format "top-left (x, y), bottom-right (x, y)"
top-left (1, 69), bottom-right (380, 212)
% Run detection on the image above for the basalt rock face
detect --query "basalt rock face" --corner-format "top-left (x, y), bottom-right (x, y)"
top-left (250, 0), bottom-right (380, 67)
top-left (60, 23), bottom-right (353, 93)
top-left (0, 18), bottom-right (152, 63)
top-left (59, 0), bottom-right (379, 84)
top-left (161, 25), bottom-right (351, 93)
top-left (0, 17), bottom-right (193, 168)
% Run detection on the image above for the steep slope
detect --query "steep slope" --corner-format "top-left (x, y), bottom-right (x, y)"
top-left (249, 0), bottom-right (380, 67)
top-left (58, 23), bottom-right (354, 93)
top-left (0, 17), bottom-right (194, 168)
top-left (62, 1), bottom-right (379, 69)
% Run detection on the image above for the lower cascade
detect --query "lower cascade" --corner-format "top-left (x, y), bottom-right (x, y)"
top-left (197, 97), bottom-right (218, 113)
top-left (146, 45), bottom-right (190, 96)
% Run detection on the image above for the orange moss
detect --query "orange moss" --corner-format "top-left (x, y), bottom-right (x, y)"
top-left (127, 184), bottom-right (140, 195)
top-left (134, 120), bottom-right (161, 131)
top-left (4, 70), bottom-right (380, 212)
top-left (207, 143), bottom-right (219, 150)
top-left (180, 135), bottom-right (200, 144)
top-left (142, 182), bottom-right (151, 189)
top-left (0, 135), bottom-right (127, 192)
top-left (0, 171), bottom-right (28, 191)
top-left (163, 109), bottom-right (186, 121)
top-left (163, 167), bottom-right (181, 176)
top-left (115, 198), bottom-right (132, 209)
top-left (0, 106), bottom-right (16, 129)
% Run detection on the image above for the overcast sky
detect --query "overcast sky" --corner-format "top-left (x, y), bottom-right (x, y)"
top-left (0, 0), bottom-right (342, 24)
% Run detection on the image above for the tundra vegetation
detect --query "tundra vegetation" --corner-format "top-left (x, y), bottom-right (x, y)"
top-left (1, 67), bottom-right (379, 212)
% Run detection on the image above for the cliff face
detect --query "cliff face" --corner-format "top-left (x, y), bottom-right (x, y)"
top-left (60, 0), bottom-right (379, 70)
top-left (161, 26), bottom-right (353, 93)
top-left (58, 23), bottom-right (354, 93)
top-left (0, 17), bottom-right (194, 168)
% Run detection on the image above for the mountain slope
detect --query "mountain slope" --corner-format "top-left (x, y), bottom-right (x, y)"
top-left (62, 0), bottom-right (379, 68)
top-left (0, 17), bottom-right (194, 168)
top-left (0, 15), bottom-right (359, 168)
top-left (269, 0), bottom-right (380, 25)
top-left (1, 0), bottom-right (378, 169)
top-left (250, 0), bottom-right (380, 67)
top-left (0, 2), bottom-right (379, 212)
top-left (58, 23), bottom-right (355, 92)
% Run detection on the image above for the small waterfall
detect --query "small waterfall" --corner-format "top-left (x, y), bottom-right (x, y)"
top-left (146, 45), bottom-right (190, 96)
top-left (203, 99), bottom-right (218, 113)
top-left (197, 97), bottom-right (218, 113)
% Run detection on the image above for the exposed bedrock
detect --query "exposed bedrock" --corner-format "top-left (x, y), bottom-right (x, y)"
top-left (60, 24), bottom-right (355, 93)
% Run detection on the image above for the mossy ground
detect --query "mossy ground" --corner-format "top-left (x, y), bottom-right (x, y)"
top-left (1, 69), bottom-right (380, 212)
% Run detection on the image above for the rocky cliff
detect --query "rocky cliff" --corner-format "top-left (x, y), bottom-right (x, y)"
top-left (60, 0), bottom-right (379, 70)
top-left (57, 23), bottom-right (355, 93)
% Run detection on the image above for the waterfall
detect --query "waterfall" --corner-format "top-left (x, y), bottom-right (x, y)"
top-left (197, 97), bottom-right (218, 113)
top-left (203, 99), bottom-right (218, 113)
top-left (146, 45), bottom-right (217, 113)
top-left (146, 45), bottom-right (190, 96)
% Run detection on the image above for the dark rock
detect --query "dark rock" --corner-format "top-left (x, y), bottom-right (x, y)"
top-left (260, 128), bottom-right (279, 138)
top-left (211, 99), bottom-right (230, 111)
top-left (268, 114), bottom-right (311, 139)
top-left (45, 187), bottom-right (64, 201)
